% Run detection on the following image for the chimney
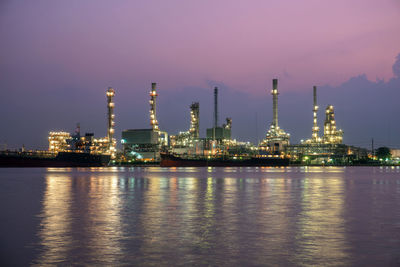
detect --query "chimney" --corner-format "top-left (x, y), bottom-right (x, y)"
top-left (214, 87), bottom-right (218, 128)
top-left (272, 79), bottom-right (279, 127)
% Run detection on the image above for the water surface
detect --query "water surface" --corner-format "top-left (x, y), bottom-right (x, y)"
top-left (1, 167), bottom-right (400, 266)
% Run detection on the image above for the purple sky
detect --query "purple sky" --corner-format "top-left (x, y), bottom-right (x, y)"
top-left (1, 0), bottom-right (400, 149)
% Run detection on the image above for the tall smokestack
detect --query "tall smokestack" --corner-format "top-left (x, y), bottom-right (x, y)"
top-left (271, 79), bottom-right (279, 127)
top-left (214, 87), bottom-right (218, 128)
top-left (313, 86), bottom-right (317, 107)
top-left (149, 82), bottom-right (159, 131)
top-left (312, 85), bottom-right (319, 142)
top-left (106, 87), bottom-right (116, 158)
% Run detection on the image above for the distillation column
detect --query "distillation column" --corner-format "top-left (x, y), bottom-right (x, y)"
top-left (190, 102), bottom-right (200, 138)
top-left (312, 86), bottom-right (320, 142)
top-left (106, 87), bottom-right (116, 157)
top-left (149, 82), bottom-right (159, 131)
top-left (323, 105), bottom-right (343, 144)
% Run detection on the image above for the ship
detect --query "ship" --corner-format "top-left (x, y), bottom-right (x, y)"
top-left (0, 151), bottom-right (111, 167)
top-left (160, 152), bottom-right (289, 167)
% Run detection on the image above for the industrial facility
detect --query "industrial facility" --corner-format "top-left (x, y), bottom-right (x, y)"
top-left (48, 131), bottom-right (71, 153)
top-left (284, 85), bottom-right (366, 164)
top-left (170, 102), bottom-right (200, 153)
top-left (48, 87), bottom-right (117, 158)
top-left (116, 78), bottom-right (369, 165)
top-left (39, 75), bottom-right (382, 166)
top-left (259, 79), bottom-right (290, 155)
top-left (121, 83), bottom-right (168, 161)
top-left (206, 87), bottom-right (232, 141)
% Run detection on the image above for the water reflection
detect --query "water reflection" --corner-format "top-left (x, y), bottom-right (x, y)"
top-left (35, 173), bottom-right (124, 265)
top-left (31, 167), bottom-right (400, 266)
top-left (294, 167), bottom-right (350, 266)
top-left (85, 175), bottom-right (123, 264)
top-left (35, 174), bottom-right (73, 265)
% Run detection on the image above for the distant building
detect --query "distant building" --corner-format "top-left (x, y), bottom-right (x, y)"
top-left (285, 144), bottom-right (368, 164)
top-left (120, 82), bottom-right (170, 161)
top-left (48, 132), bottom-right (71, 153)
top-left (391, 149), bottom-right (400, 159)
top-left (121, 129), bottom-right (160, 161)
top-left (74, 133), bottom-right (110, 154)
top-left (206, 125), bottom-right (231, 140)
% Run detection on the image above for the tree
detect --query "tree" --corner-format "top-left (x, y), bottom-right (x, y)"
top-left (375, 147), bottom-right (391, 160)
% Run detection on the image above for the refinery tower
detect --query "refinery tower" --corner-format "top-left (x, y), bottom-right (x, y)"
top-left (149, 82), bottom-right (159, 131)
top-left (106, 87), bottom-right (116, 158)
top-left (323, 105), bottom-right (343, 144)
top-left (302, 85), bottom-right (343, 145)
top-left (189, 102), bottom-right (200, 139)
top-left (303, 86), bottom-right (322, 144)
top-left (259, 79), bottom-right (290, 154)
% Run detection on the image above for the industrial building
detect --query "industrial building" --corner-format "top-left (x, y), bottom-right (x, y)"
top-left (168, 86), bottom-right (238, 158)
top-left (48, 132), bottom-right (71, 152)
top-left (285, 85), bottom-right (356, 164)
top-left (302, 86), bottom-right (343, 145)
top-left (170, 102), bottom-right (200, 147)
top-left (121, 83), bottom-right (168, 161)
top-left (48, 128), bottom-right (111, 155)
top-left (259, 79), bottom-right (290, 154)
top-left (285, 144), bottom-right (368, 164)
top-left (169, 102), bottom-right (214, 156)
top-left (206, 87), bottom-right (232, 141)
top-left (48, 87), bottom-right (117, 158)
top-left (121, 129), bottom-right (160, 160)
top-left (40, 76), bottom-right (386, 166)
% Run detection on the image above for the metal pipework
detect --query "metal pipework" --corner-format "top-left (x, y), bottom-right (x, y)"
top-left (271, 79), bottom-right (279, 127)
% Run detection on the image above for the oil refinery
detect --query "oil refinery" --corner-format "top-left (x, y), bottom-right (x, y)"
top-left (114, 79), bottom-right (368, 166)
top-left (1, 78), bottom-right (390, 167)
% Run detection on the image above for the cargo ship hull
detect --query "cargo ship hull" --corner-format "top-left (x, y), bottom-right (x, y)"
top-left (160, 153), bottom-right (289, 167)
top-left (0, 152), bottom-right (111, 167)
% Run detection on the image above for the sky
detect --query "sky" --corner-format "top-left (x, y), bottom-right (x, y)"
top-left (1, 0), bottom-right (400, 149)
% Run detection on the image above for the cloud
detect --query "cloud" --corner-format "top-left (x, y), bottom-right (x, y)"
top-left (393, 53), bottom-right (400, 78)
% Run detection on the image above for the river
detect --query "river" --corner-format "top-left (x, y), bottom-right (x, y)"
top-left (1, 167), bottom-right (399, 266)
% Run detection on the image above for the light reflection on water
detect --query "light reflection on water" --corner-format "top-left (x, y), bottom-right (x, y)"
top-left (35, 174), bottom-right (73, 265)
top-left (31, 167), bottom-right (400, 266)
